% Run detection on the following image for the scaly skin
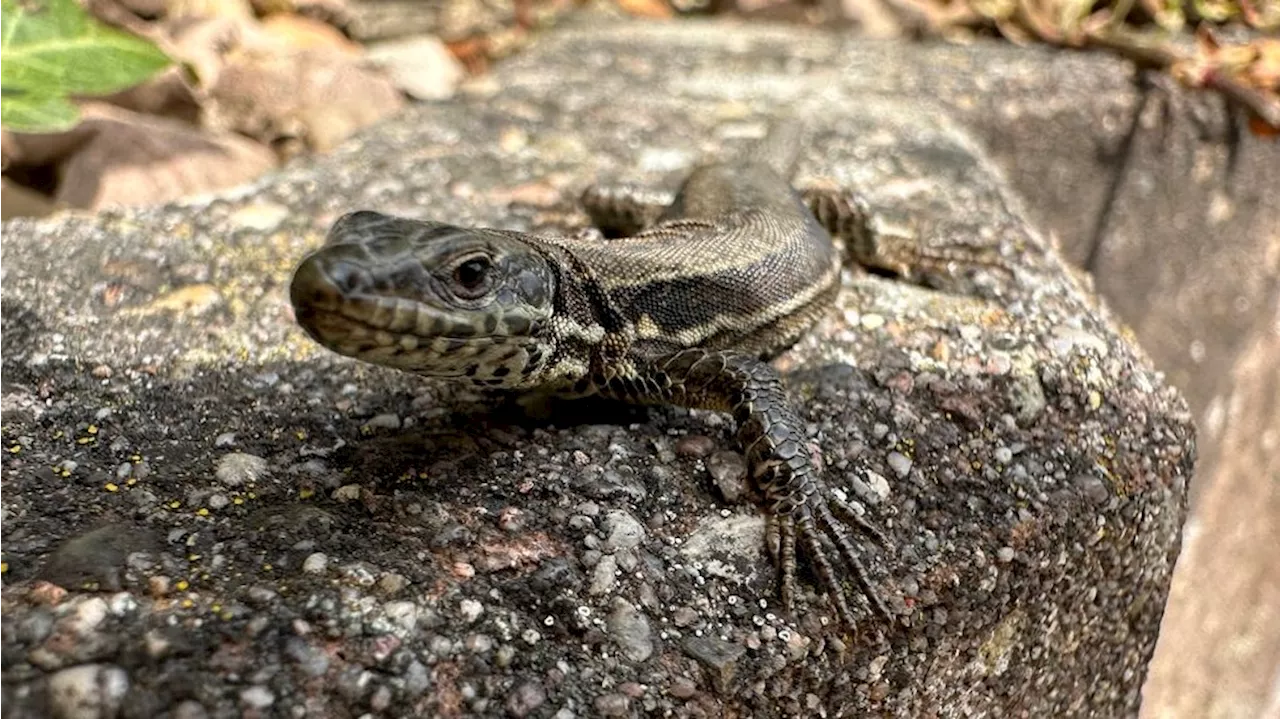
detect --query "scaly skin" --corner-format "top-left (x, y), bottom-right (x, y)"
top-left (290, 123), bottom-right (903, 628)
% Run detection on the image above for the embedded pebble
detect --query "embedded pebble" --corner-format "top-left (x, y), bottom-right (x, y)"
top-left (1075, 474), bottom-right (1111, 504)
top-left (333, 484), bottom-right (362, 502)
top-left (602, 510), bottom-right (645, 552)
top-left (370, 685), bottom-right (393, 712)
top-left (607, 598), bottom-right (653, 662)
top-left (404, 660), bottom-right (430, 696)
top-left (669, 677), bottom-right (698, 699)
top-left (706, 451), bottom-right (747, 503)
top-left (671, 606), bottom-right (699, 628)
top-left (301, 553), bottom-right (329, 574)
top-left (215, 453), bottom-right (267, 487)
top-left (466, 634), bottom-right (494, 653)
top-left (680, 514), bottom-right (765, 563)
top-left (785, 631), bottom-right (810, 661)
top-left (384, 601), bottom-right (419, 632)
top-left (615, 548), bottom-right (638, 572)
top-left (1007, 373), bottom-right (1047, 423)
top-left (674, 434), bottom-right (716, 458)
top-left (336, 668), bottom-right (373, 701)
top-left (335, 562), bottom-right (373, 585)
top-left (1049, 326), bottom-right (1109, 358)
top-left (47, 664), bottom-right (129, 719)
top-left (590, 554), bottom-right (619, 595)
top-left (886, 452), bottom-right (912, 478)
top-left (377, 572), bottom-right (409, 595)
top-left (171, 700), bottom-right (210, 719)
top-left (997, 547), bottom-right (1016, 563)
top-left (682, 636), bottom-right (746, 690)
top-left (862, 470), bottom-right (891, 501)
top-left (16, 610), bottom-right (54, 644)
top-left (459, 598), bottom-right (485, 623)
top-left (505, 680), bottom-right (547, 717)
top-left (68, 598), bottom-right (109, 636)
top-left (106, 593), bottom-right (136, 616)
top-left (498, 507), bottom-right (526, 532)
top-left (284, 637), bottom-right (330, 677)
top-left (594, 693), bottom-right (631, 716)
top-left (994, 446), bottom-right (1013, 464)
top-left (239, 685), bottom-right (275, 709)
top-left (364, 413), bottom-right (402, 430)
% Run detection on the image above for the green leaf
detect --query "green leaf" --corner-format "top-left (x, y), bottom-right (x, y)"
top-left (0, 87), bottom-right (79, 131)
top-left (1, 0), bottom-right (171, 132)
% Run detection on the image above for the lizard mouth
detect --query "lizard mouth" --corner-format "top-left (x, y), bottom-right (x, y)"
top-left (291, 259), bottom-right (541, 381)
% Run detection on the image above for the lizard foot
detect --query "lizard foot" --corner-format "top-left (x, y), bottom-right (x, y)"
top-left (772, 485), bottom-right (892, 629)
top-left (802, 184), bottom-right (1014, 286)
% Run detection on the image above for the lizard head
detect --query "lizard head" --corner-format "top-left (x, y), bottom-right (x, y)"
top-left (291, 211), bottom-right (558, 386)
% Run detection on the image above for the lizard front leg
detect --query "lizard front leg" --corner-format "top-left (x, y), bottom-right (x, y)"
top-left (600, 349), bottom-right (891, 628)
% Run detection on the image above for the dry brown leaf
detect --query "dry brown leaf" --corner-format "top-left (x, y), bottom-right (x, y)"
top-left (168, 0), bottom-right (256, 22)
top-left (840, 0), bottom-right (907, 37)
top-left (259, 13), bottom-right (361, 53)
top-left (365, 35), bottom-right (466, 100)
top-left (157, 12), bottom-right (402, 152)
top-left (102, 66), bottom-right (203, 126)
top-left (617, 0), bottom-right (674, 19)
top-left (1, 178), bottom-right (60, 219)
top-left (446, 36), bottom-right (492, 75)
top-left (1248, 116), bottom-right (1279, 136)
top-left (1246, 38), bottom-right (1280, 91)
top-left (165, 15), bottom-right (249, 90)
top-left (3, 127), bottom-right (88, 168)
top-left (205, 43), bottom-right (405, 152)
top-left (105, 0), bottom-right (170, 20)
top-left (249, 0), bottom-right (351, 27)
top-left (83, 0), bottom-right (164, 36)
top-left (52, 103), bottom-right (277, 210)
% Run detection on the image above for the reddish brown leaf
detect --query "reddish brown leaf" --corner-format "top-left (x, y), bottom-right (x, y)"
top-left (204, 37), bottom-right (405, 152)
top-left (52, 103), bottom-right (277, 210)
top-left (259, 13), bottom-right (361, 53)
top-left (617, 0), bottom-right (674, 19)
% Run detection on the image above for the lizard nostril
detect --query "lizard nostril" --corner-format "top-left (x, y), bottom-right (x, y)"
top-left (290, 255), bottom-right (373, 313)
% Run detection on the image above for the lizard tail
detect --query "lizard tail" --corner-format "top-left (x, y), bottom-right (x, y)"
top-left (745, 119), bottom-right (805, 179)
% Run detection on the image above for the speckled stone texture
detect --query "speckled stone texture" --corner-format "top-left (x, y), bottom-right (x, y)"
top-left (1, 21), bottom-right (1193, 719)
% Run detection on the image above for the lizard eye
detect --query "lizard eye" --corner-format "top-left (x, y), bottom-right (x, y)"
top-left (451, 255), bottom-right (493, 298)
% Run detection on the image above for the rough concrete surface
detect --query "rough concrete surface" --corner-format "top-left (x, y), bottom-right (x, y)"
top-left (877, 30), bottom-right (1279, 719)
top-left (2, 22), bottom-right (1194, 718)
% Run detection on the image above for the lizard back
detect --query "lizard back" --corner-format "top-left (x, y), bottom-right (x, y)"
top-left (537, 125), bottom-right (840, 361)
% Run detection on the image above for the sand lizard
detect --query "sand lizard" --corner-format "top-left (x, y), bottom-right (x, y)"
top-left (289, 121), bottom-right (999, 627)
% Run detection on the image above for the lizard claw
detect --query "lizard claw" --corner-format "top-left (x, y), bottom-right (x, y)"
top-left (771, 486), bottom-right (892, 628)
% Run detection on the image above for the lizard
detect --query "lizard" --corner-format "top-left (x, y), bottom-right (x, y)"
top-left (289, 120), bottom-right (1000, 628)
